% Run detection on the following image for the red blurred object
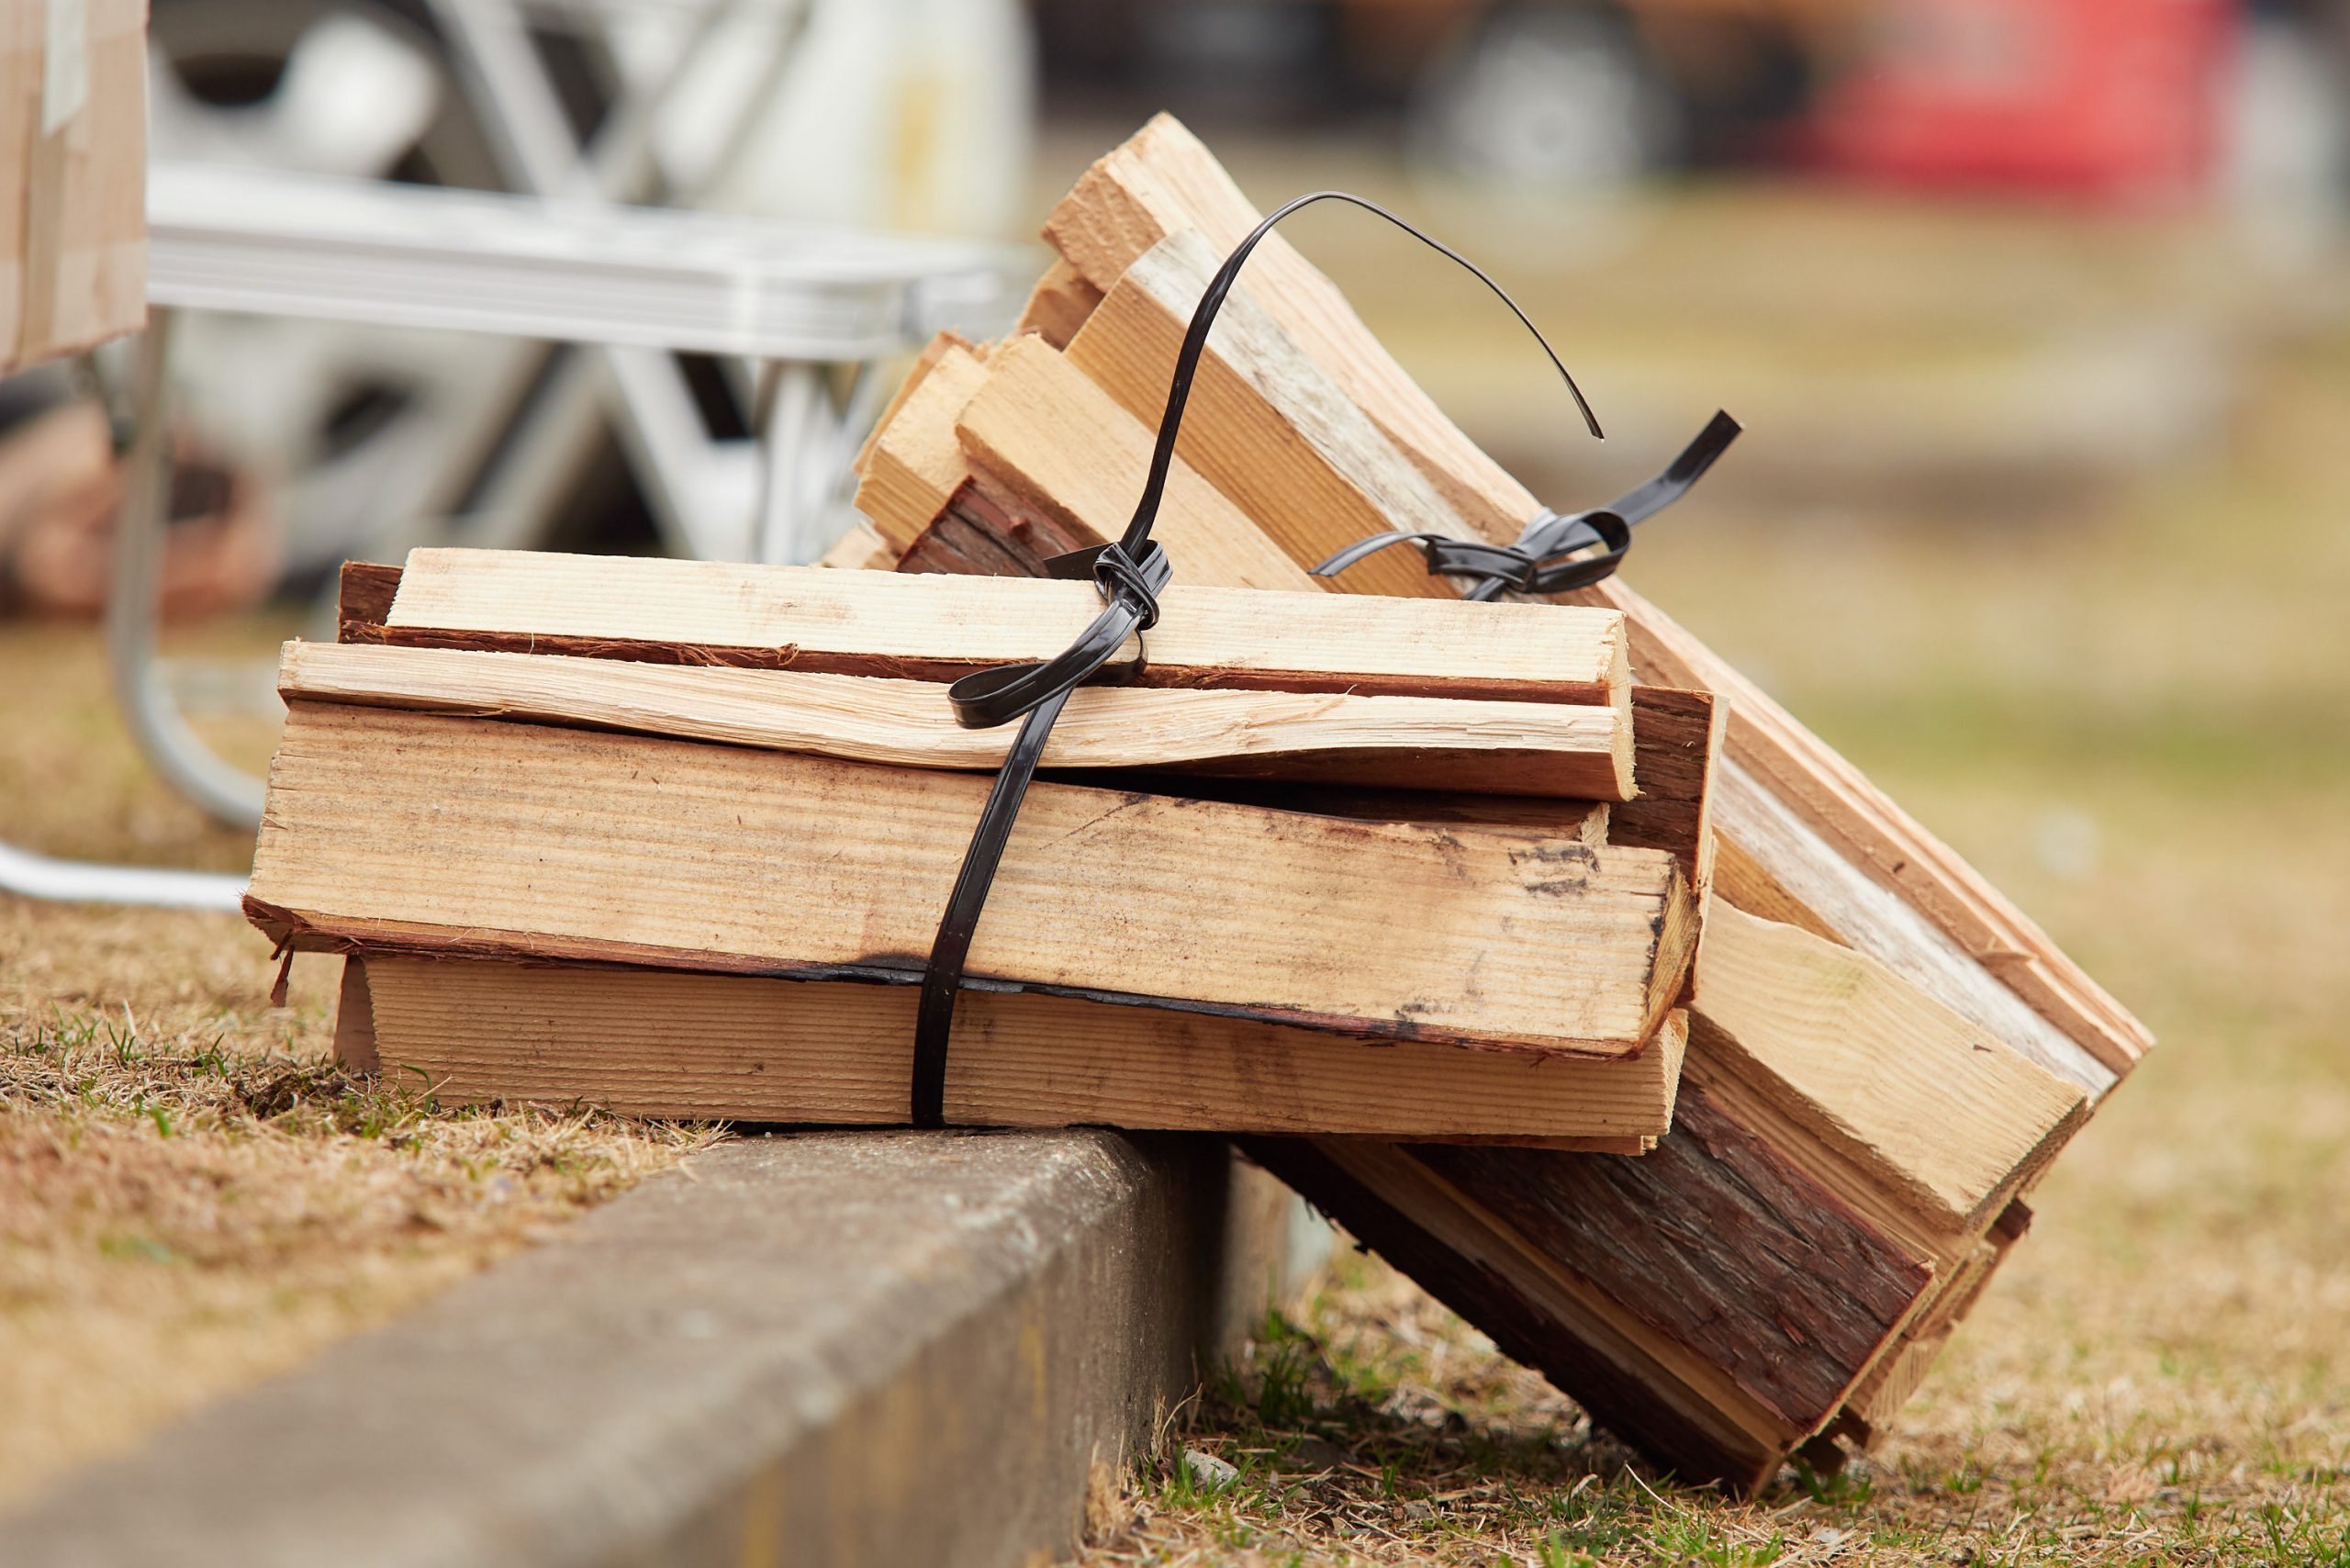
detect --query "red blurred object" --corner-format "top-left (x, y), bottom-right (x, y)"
top-left (1807, 0), bottom-right (2236, 204)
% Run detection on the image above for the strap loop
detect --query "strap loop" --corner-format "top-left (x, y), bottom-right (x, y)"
top-left (945, 542), bottom-right (1170, 730)
top-left (1312, 411), bottom-right (1740, 600)
top-left (907, 188), bottom-right (1608, 1127)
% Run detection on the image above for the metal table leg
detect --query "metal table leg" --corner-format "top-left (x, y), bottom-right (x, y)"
top-left (106, 308), bottom-right (267, 829)
top-left (751, 359), bottom-right (832, 565)
top-left (0, 310), bottom-right (252, 913)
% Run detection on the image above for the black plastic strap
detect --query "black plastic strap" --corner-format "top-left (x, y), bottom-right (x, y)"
top-left (1312, 410), bottom-right (1741, 600)
top-left (905, 189), bottom-right (1606, 1126)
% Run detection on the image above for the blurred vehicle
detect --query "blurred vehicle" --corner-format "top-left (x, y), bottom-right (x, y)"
top-left (1035, 0), bottom-right (1859, 185)
top-left (1035, 0), bottom-right (2265, 208)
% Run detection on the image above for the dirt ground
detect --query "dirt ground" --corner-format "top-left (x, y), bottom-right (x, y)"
top-left (5, 160), bottom-right (2347, 1560)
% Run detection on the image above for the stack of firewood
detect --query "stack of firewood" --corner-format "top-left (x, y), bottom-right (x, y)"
top-left (264, 550), bottom-right (1711, 1147)
top-left (829, 116), bottom-right (2152, 1490)
top-left (251, 115), bottom-right (2150, 1493)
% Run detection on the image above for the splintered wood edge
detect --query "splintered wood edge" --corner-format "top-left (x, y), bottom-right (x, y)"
top-left (245, 897), bottom-right (1670, 1063)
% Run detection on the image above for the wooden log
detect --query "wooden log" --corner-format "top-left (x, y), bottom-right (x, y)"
top-left (362, 548), bottom-right (1634, 711)
top-left (1244, 1071), bottom-right (1936, 1493)
top-left (1607, 686), bottom-right (1722, 895)
top-left (1041, 113), bottom-right (1527, 537)
top-left (251, 701), bottom-right (1694, 1058)
top-left (1690, 902), bottom-right (2087, 1237)
top-left (1710, 762), bottom-right (2109, 1095)
top-left (1013, 257), bottom-right (1102, 349)
top-left (1064, 229), bottom-right (1467, 600)
top-left (950, 333), bottom-right (1318, 593)
top-left (279, 641), bottom-right (1639, 801)
top-left (901, 460), bottom-right (2061, 1490)
top-left (816, 520), bottom-right (899, 571)
top-left (1247, 902), bottom-right (2082, 1488)
top-left (333, 955), bottom-right (1688, 1141)
top-left (1042, 112), bottom-right (2149, 1084)
top-left (1083, 688), bottom-right (1713, 886)
top-left (850, 337), bottom-right (990, 548)
top-left (893, 480), bottom-right (1091, 578)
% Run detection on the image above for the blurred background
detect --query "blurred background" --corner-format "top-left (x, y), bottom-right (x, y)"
top-left (3, 0), bottom-right (2343, 616)
top-left (6, 0), bottom-right (2349, 1529)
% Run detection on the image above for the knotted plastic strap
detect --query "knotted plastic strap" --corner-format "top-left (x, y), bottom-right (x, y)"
top-left (1313, 410), bottom-right (1742, 599)
top-left (907, 189), bottom-right (1605, 1127)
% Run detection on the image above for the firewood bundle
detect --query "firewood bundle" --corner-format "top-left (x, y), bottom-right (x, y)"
top-left (822, 116), bottom-right (2153, 1490)
top-left (255, 549), bottom-right (1707, 1147)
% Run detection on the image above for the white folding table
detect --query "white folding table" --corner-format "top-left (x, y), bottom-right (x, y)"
top-left (2, 162), bottom-right (1023, 911)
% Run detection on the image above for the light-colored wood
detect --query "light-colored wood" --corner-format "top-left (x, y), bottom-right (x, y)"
top-left (383, 547), bottom-right (1631, 709)
top-left (1711, 762), bottom-right (2112, 1096)
top-left (954, 334), bottom-right (1319, 593)
top-left (252, 702), bottom-right (1692, 1057)
top-left (1840, 1231), bottom-right (2005, 1440)
top-left (1692, 902), bottom-right (2088, 1234)
top-left (851, 329), bottom-right (965, 476)
top-left (347, 954), bottom-right (1684, 1139)
top-left (816, 520), bottom-right (900, 571)
top-left (1046, 112), bottom-right (2148, 1083)
top-left (1064, 229), bottom-right (1469, 600)
top-left (1042, 113), bottom-right (1527, 538)
top-left (1590, 577), bottom-right (2151, 1081)
top-left (279, 641), bottom-right (1637, 801)
top-left (851, 338), bottom-right (990, 548)
top-left (1013, 257), bottom-right (1102, 349)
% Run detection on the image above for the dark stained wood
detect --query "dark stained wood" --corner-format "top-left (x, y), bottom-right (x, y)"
top-left (337, 560), bottom-right (403, 642)
top-left (896, 480), bottom-right (1091, 578)
top-left (1238, 1135), bottom-right (1784, 1494)
top-left (1608, 687), bottom-right (1722, 890)
top-left (1245, 1083), bottom-right (1930, 1491)
top-left (1403, 1082), bottom-right (1930, 1433)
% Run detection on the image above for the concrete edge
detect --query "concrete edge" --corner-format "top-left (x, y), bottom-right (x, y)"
top-left (4, 1129), bottom-right (1323, 1568)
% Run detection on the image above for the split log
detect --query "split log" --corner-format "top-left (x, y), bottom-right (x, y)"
top-left (1241, 1081), bottom-right (1933, 1494)
top-left (331, 955), bottom-right (1688, 1141)
top-left (1251, 909), bottom-right (2084, 1490)
top-left (1013, 256), bottom-right (1104, 349)
top-left (892, 480), bottom-right (1091, 578)
top-left (1040, 112), bottom-right (2149, 1083)
top-left (817, 520), bottom-right (899, 571)
top-left (948, 333), bottom-right (1317, 592)
top-left (280, 641), bottom-right (1639, 801)
top-left (896, 419), bottom-right (2082, 1489)
top-left (1690, 902), bottom-right (2087, 1236)
top-left (355, 548), bottom-right (1634, 711)
top-left (1064, 228), bottom-right (1467, 600)
top-left (252, 701), bottom-right (1694, 1058)
top-left (851, 334), bottom-right (990, 548)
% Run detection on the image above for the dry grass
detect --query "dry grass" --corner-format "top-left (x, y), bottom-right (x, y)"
top-left (0, 623), bottom-right (722, 1508)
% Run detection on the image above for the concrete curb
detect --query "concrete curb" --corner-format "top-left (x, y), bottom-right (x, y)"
top-left (4, 1129), bottom-right (1320, 1568)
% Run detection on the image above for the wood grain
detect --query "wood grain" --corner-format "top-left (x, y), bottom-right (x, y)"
top-left (279, 640), bottom-right (1638, 801)
top-left (1043, 111), bottom-right (2148, 1082)
top-left (252, 702), bottom-right (1692, 1056)
top-left (951, 333), bottom-right (1318, 593)
top-left (1066, 228), bottom-right (1468, 600)
top-left (377, 548), bottom-right (1631, 709)
top-left (1013, 257), bottom-right (1102, 349)
top-left (850, 337), bottom-right (990, 547)
top-left (345, 954), bottom-right (1684, 1138)
top-left (1693, 902), bottom-right (2089, 1233)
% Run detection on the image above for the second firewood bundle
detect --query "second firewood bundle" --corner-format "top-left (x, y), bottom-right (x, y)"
top-left (253, 550), bottom-right (1706, 1146)
top-left (828, 114), bottom-right (2150, 1495)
